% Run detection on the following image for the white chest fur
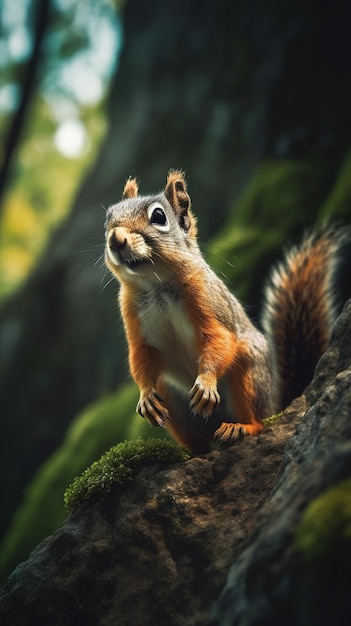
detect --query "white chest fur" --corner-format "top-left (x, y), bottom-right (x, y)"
top-left (136, 286), bottom-right (197, 390)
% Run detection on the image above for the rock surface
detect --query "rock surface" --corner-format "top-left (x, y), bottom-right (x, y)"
top-left (210, 300), bottom-right (351, 626)
top-left (1, 302), bottom-right (350, 625)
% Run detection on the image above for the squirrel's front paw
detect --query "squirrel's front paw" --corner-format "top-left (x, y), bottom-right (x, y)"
top-left (136, 390), bottom-right (170, 428)
top-left (189, 374), bottom-right (220, 419)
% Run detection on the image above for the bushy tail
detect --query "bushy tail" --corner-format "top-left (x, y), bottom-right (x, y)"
top-left (261, 226), bottom-right (350, 410)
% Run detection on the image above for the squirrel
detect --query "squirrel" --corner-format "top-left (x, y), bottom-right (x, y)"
top-left (104, 169), bottom-right (349, 454)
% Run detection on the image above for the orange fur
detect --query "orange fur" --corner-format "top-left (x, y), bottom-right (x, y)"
top-left (214, 345), bottom-right (264, 447)
top-left (181, 267), bottom-right (239, 378)
top-left (227, 343), bottom-right (260, 425)
top-left (119, 287), bottom-right (161, 390)
top-left (122, 177), bottom-right (139, 199)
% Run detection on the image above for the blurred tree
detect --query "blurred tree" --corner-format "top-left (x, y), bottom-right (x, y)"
top-left (0, 0), bottom-right (50, 205)
top-left (0, 0), bottom-right (121, 297)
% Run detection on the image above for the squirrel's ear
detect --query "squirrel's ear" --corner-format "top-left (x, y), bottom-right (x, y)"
top-left (165, 170), bottom-right (197, 236)
top-left (122, 177), bottom-right (139, 199)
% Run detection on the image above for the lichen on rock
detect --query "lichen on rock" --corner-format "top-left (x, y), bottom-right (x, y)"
top-left (295, 477), bottom-right (351, 574)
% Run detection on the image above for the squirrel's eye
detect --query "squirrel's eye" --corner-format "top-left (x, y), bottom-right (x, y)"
top-left (147, 202), bottom-right (170, 232)
top-left (151, 207), bottom-right (167, 225)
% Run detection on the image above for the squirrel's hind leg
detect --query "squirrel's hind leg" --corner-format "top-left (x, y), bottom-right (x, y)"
top-left (214, 365), bottom-right (265, 448)
top-left (214, 421), bottom-right (264, 448)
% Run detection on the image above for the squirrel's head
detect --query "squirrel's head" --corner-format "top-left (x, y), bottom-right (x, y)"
top-left (104, 170), bottom-right (198, 284)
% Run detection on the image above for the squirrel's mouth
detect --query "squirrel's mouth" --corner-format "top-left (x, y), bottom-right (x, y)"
top-left (106, 228), bottom-right (153, 273)
top-left (123, 257), bottom-right (148, 270)
top-left (107, 248), bottom-right (152, 273)
top-left (105, 242), bottom-right (147, 268)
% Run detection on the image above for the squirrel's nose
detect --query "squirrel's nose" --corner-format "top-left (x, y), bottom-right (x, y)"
top-left (109, 227), bottom-right (128, 251)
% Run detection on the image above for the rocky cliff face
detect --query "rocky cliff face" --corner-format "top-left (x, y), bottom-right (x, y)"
top-left (1, 301), bottom-right (350, 626)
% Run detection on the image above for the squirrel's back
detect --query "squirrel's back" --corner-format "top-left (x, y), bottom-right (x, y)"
top-left (262, 226), bottom-right (350, 409)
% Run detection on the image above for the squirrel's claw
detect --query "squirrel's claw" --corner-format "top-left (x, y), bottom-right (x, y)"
top-left (137, 390), bottom-right (170, 428)
top-left (189, 375), bottom-right (220, 419)
top-left (215, 421), bottom-right (264, 447)
top-left (214, 422), bottom-right (247, 447)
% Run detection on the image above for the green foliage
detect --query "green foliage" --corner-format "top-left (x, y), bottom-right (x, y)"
top-left (207, 159), bottom-right (329, 304)
top-left (64, 438), bottom-right (191, 513)
top-left (263, 412), bottom-right (283, 428)
top-left (319, 150), bottom-right (351, 222)
top-left (0, 384), bottom-right (169, 583)
top-left (0, 97), bottom-right (107, 298)
top-left (0, 0), bottom-right (122, 299)
top-left (295, 478), bottom-right (351, 575)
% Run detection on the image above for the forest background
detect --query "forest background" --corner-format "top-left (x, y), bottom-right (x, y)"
top-left (0, 0), bottom-right (350, 582)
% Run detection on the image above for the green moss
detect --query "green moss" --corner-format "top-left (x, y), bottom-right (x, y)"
top-left (64, 438), bottom-right (191, 512)
top-left (229, 159), bottom-right (327, 231)
top-left (295, 477), bottom-right (351, 575)
top-left (208, 225), bottom-right (284, 302)
top-left (263, 412), bottom-right (283, 428)
top-left (207, 159), bottom-right (329, 304)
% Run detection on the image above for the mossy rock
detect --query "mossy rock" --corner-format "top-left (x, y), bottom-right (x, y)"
top-left (208, 225), bottom-right (284, 307)
top-left (0, 383), bottom-right (169, 583)
top-left (207, 159), bottom-right (330, 307)
top-left (319, 149), bottom-right (351, 223)
top-left (227, 159), bottom-right (327, 232)
top-left (295, 477), bottom-right (351, 576)
top-left (64, 438), bottom-right (191, 513)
